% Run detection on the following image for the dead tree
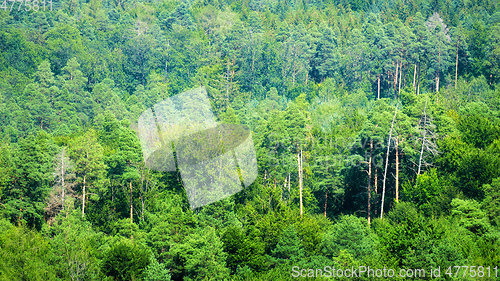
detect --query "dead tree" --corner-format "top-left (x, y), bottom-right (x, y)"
top-left (381, 105), bottom-right (398, 219)
top-left (46, 147), bottom-right (74, 223)
top-left (417, 97), bottom-right (439, 175)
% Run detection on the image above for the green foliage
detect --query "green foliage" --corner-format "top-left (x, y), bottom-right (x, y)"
top-left (457, 113), bottom-right (500, 149)
top-left (143, 255), bottom-right (171, 281)
top-left (0, 224), bottom-right (57, 280)
top-left (253, 206), bottom-right (295, 255)
top-left (321, 215), bottom-right (379, 263)
top-left (101, 239), bottom-right (150, 281)
top-left (222, 226), bottom-right (266, 273)
top-left (1, 0), bottom-right (500, 278)
top-left (69, 129), bottom-right (107, 216)
top-left (45, 24), bottom-right (86, 75)
top-left (271, 225), bottom-right (304, 264)
top-left (451, 198), bottom-right (490, 235)
top-left (196, 199), bottom-right (241, 230)
top-left (375, 202), bottom-right (424, 265)
top-left (166, 227), bottom-right (230, 281)
top-left (482, 178), bottom-right (500, 226)
top-left (456, 147), bottom-right (500, 199)
top-left (3, 131), bottom-right (56, 230)
top-left (145, 192), bottom-right (196, 263)
top-left (402, 169), bottom-right (458, 216)
top-left (403, 231), bottom-right (466, 275)
top-left (43, 211), bottom-right (105, 280)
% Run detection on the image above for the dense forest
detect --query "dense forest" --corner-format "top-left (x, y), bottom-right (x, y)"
top-left (1, 0), bottom-right (500, 279)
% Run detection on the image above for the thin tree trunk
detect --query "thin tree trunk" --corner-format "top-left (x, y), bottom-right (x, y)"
top-left (368, 139), bottom-right (373, 225)
top-left (395, 137), bottom-right (399, 203)
top-left (404, 70), bottom-right (406, 90)
top-left (394, 62), bottom-right (399, 99)
top-left (398, 63), bottom-right (403, 96)
top-left (455, 40), bottom-right (459, 89)
top-left (298, 149), bottom-right (303, 218)
top-left (417, 64), bottom-right (421, 95)
top-left (381, 105), bottom-right (398, 219)
top-left (141, 194), bottom-right (144, 221)
top-left (388, 71), bottom-right (391, 97)
top-left (251, 37), bottom-right (255, 85)
top-left (288, 173), bottom-right (291, 193)
top-left (413, 64), bottom-right (417, 93)
top-left (140, 169), bottom-right (145, 221)
top-left (292, 48), bottom-right (296, 87)
top-left (418, 97), bottom-right (428, 175)
top-left (130, 181), bottom-right (133, 224)
top-left (61, 148), bottom-right (65, 211)
top-left (226, 59), bottom-right (230, 99)
top-left (324, 190), bottom-right (328, 217)
top-left (436, 74), bottom-right (439, 93)
top-left (374, 161), bottom-right (378, 217)
top-left (165, 59), bottom-right (168, 79)
top-left (82, 175), bottom-right (86, 217)
top-left (377, 74), bottom-right (380, 99)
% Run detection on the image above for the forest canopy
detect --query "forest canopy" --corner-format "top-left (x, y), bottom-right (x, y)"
top-left (1, 0), bottom-right (500, 280)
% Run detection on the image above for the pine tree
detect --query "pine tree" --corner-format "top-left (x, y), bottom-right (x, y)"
top-left (69, 130), bottom-right (106, 217)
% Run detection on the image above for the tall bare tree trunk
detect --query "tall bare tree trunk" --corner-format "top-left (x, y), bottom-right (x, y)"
top-left (417, 64), bottom-right (421, 95)
top-left (130, 181), bottom-right (133, 224)
top-left (436, 74), bottom-right (440, 93)
top-left (141, 194), bottom-right (144, 221)
top-left (298, 149), bottom-right (303, 218)
top-left (418, 97), bottom-right (428, 175)
top-left (374, 163), bottom-right (378, 217)
top-left (388, 71), bottom-right (391, 97)
top-left (226, 59), bottom-right (230, 99)
top-left (251, 38), bottom-right (255, 86)
top-left (377, 74), bottom-right (381, 99)
top-left (288, 173), bottom-right (290, 194)
top-left (82, 175), bottom-right (86, 217)
top-left (288, 173), bottom-right (291, 193)
top-left (61, 148), bottom-right (66, 211)
top-left (140, 169), bottom-right (145, 221)
top-left (455, 40), bottom-right (459, 89)
top-left (395, 137), bottom-right (399, 203)
top-left (368, 139), bottom-right (373, 225)
top-left (324, 191), bottom-right (328, 217)
top-left (413, 64), bottom-right (417, 93)
top-left (398, 64), bottom-right (403, 96)
top-left (381, 105), bottom-right (398, 219)
top-left (394, 62), bottom-right (399, 99)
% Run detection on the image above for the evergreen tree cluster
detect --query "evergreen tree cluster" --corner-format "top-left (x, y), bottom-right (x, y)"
top-left (1, 0), bottom-right (500, 279)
